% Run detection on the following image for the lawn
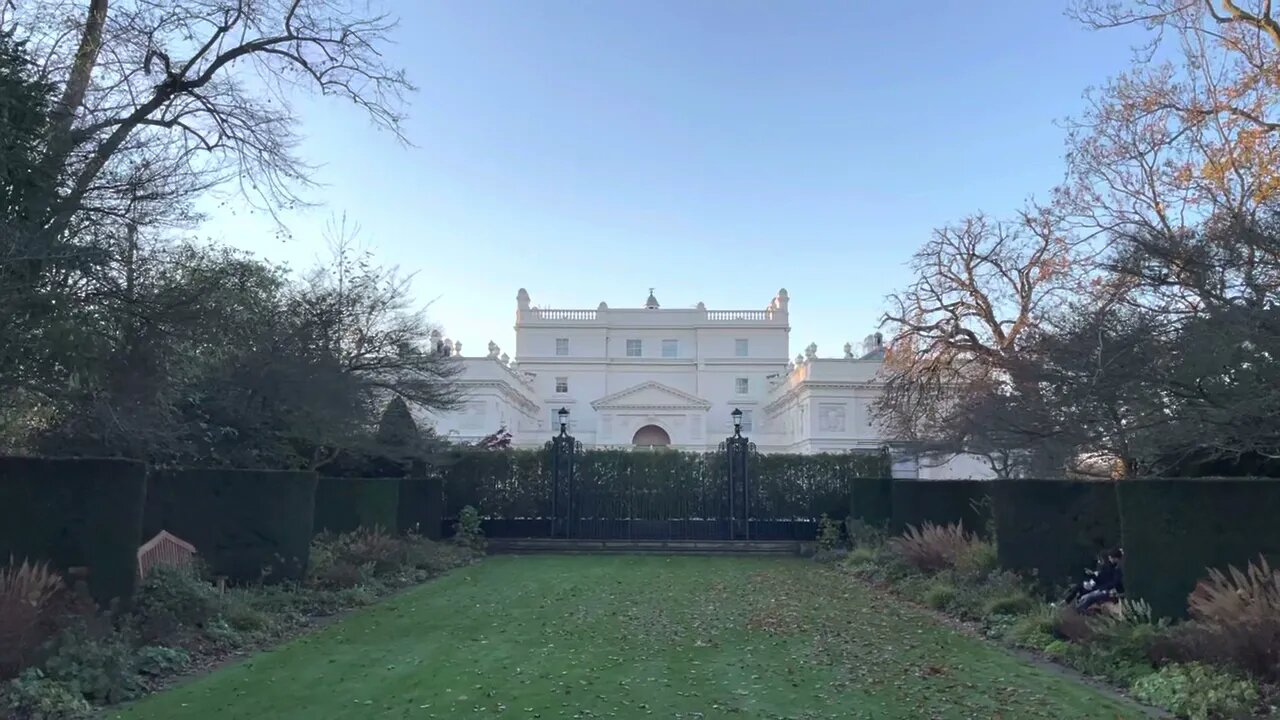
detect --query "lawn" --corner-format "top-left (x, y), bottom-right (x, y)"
top-left (111, 555), bottom-right (1149, 719)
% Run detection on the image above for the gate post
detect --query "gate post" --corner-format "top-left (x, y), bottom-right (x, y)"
top-left (549, 408), bottom-right (578, 538)
top-left (721, 408), bottom-right (754, 540)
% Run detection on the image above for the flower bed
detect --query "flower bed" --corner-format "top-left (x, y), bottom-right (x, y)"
top-left (0, 528), bottom-right (482, 719)
top-left (844, 521), bottom-right (1276, 720)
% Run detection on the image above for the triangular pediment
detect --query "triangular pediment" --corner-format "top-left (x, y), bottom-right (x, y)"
top-left (591, 381), bottom-right (712, 411)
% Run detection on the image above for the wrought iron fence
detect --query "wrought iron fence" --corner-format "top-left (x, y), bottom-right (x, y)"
top-left (442, 447), bottom-right (889, 541)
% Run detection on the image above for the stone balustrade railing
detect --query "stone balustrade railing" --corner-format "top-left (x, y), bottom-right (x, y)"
top-left (705, 310), bottom-right (773, 321)
top-left (532, 309), bottom-right (598, 320)
top-left (526, 307), bottom-right (781, 322)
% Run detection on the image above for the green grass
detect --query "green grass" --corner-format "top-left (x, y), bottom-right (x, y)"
top-left (111, 556), bottom-right (1148, 719)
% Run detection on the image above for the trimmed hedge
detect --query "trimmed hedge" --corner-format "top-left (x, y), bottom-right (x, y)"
top-left (1118, 478), bottom-right (1280, 619)
top-left (755, 452), bottom-right (890, 523)
top-left (144, 468), bottom-right (317, 583)
top-left (891, 479), bottom-right (991, 537)
top-left (444, 450), bottom-right (548, 522)
top-left (439, 448), bottom-right (890, 540)
top-left (850, 477), bottom-right (893, 527)
top-left (399, 473), bottom-right (445, 540)
top-left (992, 480), bottom-right (1121, 594)
top-left (0, 456), bottom-right (148, 606)
top-left (314, 477), bottom-right (400, 534)
top-left (442, 448), bottom-right (888, 523)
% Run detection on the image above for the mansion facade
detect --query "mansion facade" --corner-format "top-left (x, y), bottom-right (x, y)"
top-left (422, 288), bottom-right (991, 480)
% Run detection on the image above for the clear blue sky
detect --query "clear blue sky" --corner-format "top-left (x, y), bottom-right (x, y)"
top-left (201, 1), bottom-right (1141, 359)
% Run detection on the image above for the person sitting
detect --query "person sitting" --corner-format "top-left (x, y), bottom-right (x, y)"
top-left (1062, 552), bottom-right (1107, 606)
top-left (1075, 548), bottom-right (1124, 612)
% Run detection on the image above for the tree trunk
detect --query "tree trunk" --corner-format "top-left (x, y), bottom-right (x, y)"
top-left (46, 0), bottom-right (108, 161)
top-left (23, 0), bottom-right (109, 275)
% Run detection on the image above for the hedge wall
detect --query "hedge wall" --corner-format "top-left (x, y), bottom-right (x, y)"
top-left (144, 468), bottom-right (317, 583)
top-left (314, 477), bottom-right (400, 534)
top-left (444, 449), bottom-right (550, 522)
top-left (441, 448), bottom-right (888, 526)
top-left (992, 479), bottom-right (1121, 594)
top-left (399, 474), bottom-right (445, 540)
top-left (891, 479), bottom-right (991, 537)
top-left (1118, 478), bottom-right (1280, 619)
top-left (0, 456), bottom-right (148, 606)
top-left (754, 452), bottom-right (890, 523)
top-left (850, 477), bottom-right (893, 527)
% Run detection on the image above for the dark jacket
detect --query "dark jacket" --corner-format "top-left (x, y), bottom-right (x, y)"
top-left (1094, 561), bottom-right (1124, 594)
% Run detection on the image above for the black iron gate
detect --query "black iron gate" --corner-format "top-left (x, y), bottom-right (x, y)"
top-left (544, 429), bottom-right (770, 541)
top-left (444, 436), bottom-right (874, 541)
top-left (567, 449), bottom-right (734, 540)
top-left (548, 430), bottom-right (580, 538)
top-left (720, 428), bottom-right (754, 540)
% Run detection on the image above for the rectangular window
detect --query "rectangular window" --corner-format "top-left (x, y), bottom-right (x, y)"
top-left (735, 377), bottom-right (749, 394)
top-left (554, 377), bottom-right (568, 394)
top-left (741, 410), bottom-right (754, 433)
top-left (626, 339), bottom-right (642, 357)
top-left (555, 338), bottom-right (569, 356)
top-left (661, 339), bottom-right (678, 358)
top-left (734, 338), bottom-right (749, 357)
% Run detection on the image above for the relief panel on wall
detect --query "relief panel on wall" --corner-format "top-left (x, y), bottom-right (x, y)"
top-left (818, 403), bottom-right (846, 433)
top-left (460, 401), bottom-right (487, 429)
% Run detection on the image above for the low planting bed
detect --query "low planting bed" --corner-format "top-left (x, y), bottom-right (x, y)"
top-left (846, 520), bottom-right (1277, 720)
top-left (0, 528), bottom-right (482, 719)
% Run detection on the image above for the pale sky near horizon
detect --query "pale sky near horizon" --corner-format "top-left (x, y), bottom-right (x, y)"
top-left (199, 1), bottom-right (1144, 359)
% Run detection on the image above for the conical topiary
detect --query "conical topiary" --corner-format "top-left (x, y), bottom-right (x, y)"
top-left (375, 397), bottom-right (418, 449)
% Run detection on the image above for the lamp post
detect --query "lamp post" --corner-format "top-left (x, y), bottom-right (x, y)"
top-left (549, 407), bottom-right (577, 538)
top-left (721, 408), bottom-right (752, 540)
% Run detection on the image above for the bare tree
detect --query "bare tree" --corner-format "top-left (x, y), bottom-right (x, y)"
top-left (291, 219), bottom-right (463, 420)
top-left (875, 211), bottom-right (1078, 476)
top-left (7, 0), bottom-right (412, 266)
top-left (872, 2), bottom-right (1280, 478)
top-left (1067, 0), bottom-right (1280, 232)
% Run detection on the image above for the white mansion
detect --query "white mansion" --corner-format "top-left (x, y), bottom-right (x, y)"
top-left (423, 288), bottom-right (991, 480)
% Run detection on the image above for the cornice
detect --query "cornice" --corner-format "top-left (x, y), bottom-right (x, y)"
top-left (458, 380), bottom-right (541, 415)
top-left (700, 358), bottom-right (791, 367)
top-left (542, 396), bottom-right (579, 405)
top-left (516, 322), bottom-right (790, 331)
top-left (514, 357), bottom-right (785, 367)
top-left (602, 404), bottom-right (713, 412)
top-left (764, 380), bottom-right (881, 412)
top-left (518, 357), bottom-right (698, 366)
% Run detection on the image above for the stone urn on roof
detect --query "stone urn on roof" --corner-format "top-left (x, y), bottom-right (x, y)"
top-left (644, 288), bottom-right (660, 309)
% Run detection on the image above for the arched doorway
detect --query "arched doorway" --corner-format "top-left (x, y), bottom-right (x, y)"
top-left (632, 425), bottom-right (671, 447)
